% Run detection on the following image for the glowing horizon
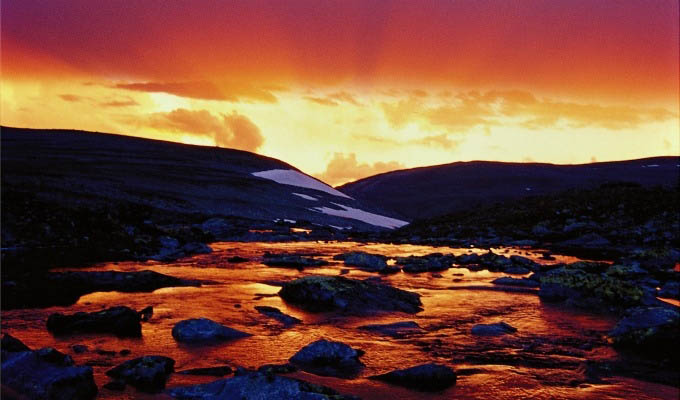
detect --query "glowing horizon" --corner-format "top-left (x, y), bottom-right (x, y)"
top-left (2, 0), bottom-right (678, 185)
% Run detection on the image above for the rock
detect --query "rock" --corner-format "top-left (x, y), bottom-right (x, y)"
top-left (201, 218), bottom-right (233, 238)
top-left (279, 276), bottom-right (422, 314)
top-left (166, 370), bottom-right (359, 399)
top-left (178, 365), bottom-right (233, 376)
top-left (257, 363), bottom-right (298, 374)
top-left (370, 363), bottom-right (457, 391)
top-left (491, 277), bottom-right (539, 288)
top-left (456, 253), bottom-right (480, 265)
top-left (171, 318), bottom-right (251, 343)
top-left (358, 321), bottom-right (423, 338)
top-left (182, 242), bottom-right (212, 255)
top-left (3, 270), bottom-right (200, 309)
top-left (106, 356), bottom-right (175, 392)
top-left (538, 266), bottom-right (653, 309)
top-left (289, 339), bottom-right (364, 378)
top-left (263, 253), bottom-right (328, 269)
top-left (396, 253), bottom-right (453, 273)
top-left (255, 306), bottom-right (301, 326)
top-left (504, 266), bottom-right (530, 275)
top-left (139, 306), bottom-right (153, 322)
top-left (72, 345), bottom-right (89, 354)
top-left (659, 281), bottom-right (680, 299)
top-left (337, 251), bottom-right (388, 272)
top-left (558, 233), bottom-right (611, 248)
top-left (608, 307), bottom-right (680, 349)
top-left (227, 256), bottom-right (249, 263)
top-left (606, 264), bottom-right (649, 278)
top-left (471, 322), bottom-right (517, 336)
top-left (103, 380), bottom-right (126, 391)
top-left (47, 306), bottom-right (142, 337)
top-left (1, 347), bottom-right (97, 400)
top-left (2, 334), bottom-right (30, 352)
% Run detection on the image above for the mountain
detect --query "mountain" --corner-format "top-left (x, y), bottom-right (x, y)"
top-left (339, 157), bottom-right (679, 220)
top-left (1, 127), bottom-right (406, 231)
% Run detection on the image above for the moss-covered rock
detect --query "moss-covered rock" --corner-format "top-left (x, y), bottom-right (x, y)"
top-left (608, 307), bottom-right (680, 349)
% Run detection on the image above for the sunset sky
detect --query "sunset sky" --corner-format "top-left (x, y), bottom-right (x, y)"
top-left (2, 0), bottom-right (678, 185)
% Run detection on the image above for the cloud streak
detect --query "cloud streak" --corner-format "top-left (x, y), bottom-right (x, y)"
top-left (115, 81), bottom-right (278, 103)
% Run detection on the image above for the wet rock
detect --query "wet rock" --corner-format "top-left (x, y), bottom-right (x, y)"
top-left (107, 356), bottom-right (174, 393)
top-left (1, 347), bottom-right (97, 400)
top-left (171, 318), bottom-right (251, 344)
top-left (257, 363), bottom-right (298, 374)
top-left (139, 306), bottom-right (153, 322)
top-left (166, 370), bottom-right (359, 399)
top-left (102, 380), bottom-right (126, 391)
top-left (71, 345), bottom-right (89, 354)
top-left (2, 334), bottom-right (30, 352)
top-left (504, 266), bottom-right (530, 275)
top-left (370, 363), bottom-right (457, 391)
top-left (397, 253), bottom-right (454, 273)
top-left (3, 270), bottom-right (201, 310)
top-left (289, 339), bottom-right (365, 378)
top-left (358, 321), bottom-right (423, 338)
top-left (491, 277), bottom-right (539, 288)
top-left (47, 306), bottom-right (142, 337)
top-left (608, 307), bottom-right (680, 349)
top-left (471, 322), bottom-right (517, 336)
top-left (336, 251), bottom-right (388, 272)
top-left (263, 253), bottom-right (328, 269)
top-left (658, 281), bottom-right (680, 299)
top-left (537, 265), bottom-right (656, 309)
top-left (456, 253), bottom-right (481, 265)
top-left (182, 242), bottom-right (212, 255)
top-left (178, 365), bottom-right (233, 376)
top-left (227, 256), bottom-right (249, 263)
top-left (255, 306), bottom-right (301, 326)
top-left (279, 275), bottom-right (422, 314)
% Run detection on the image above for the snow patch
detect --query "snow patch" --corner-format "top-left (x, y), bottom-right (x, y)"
top-left (310, 202), bottom-right (408, 229)
top-left (292, 192), bottom-right (318, 201)
top-left (252, 169), bottom-right (352, 199)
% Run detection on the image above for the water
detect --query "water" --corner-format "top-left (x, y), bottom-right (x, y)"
top-left (2, 241), bottom-right (677, 399)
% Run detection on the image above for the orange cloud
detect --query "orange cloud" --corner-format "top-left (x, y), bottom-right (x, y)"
top-left (315, 153), bottom-right (405, 186)
top-left (115, 81), bottom-right (278, 103)
top-left (146, 108), bottom-right (264, 151)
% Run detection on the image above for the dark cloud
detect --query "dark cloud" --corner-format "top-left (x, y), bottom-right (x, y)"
top-left (315, 152), bottom-right (405, 186)
top-left (115, 81), bottom-right (278, 103)
top-left (147, 108), bottom-right (264, 152)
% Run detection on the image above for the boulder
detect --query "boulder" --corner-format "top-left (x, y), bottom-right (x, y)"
top-left (182, 242), bottom-right (212, 255)
top-left (491, 277), bottom-right (539, 288)
top-left (47, 306), bottom-right (142, 337)
top-left (358, 321), bottom-right (423, 338)
top-left (456, 253), bottom-right (481, 265)
top-left (1, 334), bottom-right (30, 352)
top-left (370, 363), bottom-right (457, 391)
top-left (289, 339), bottom-right (364, 378)
top-left (504, 266), bottom-right (530, 275)
top-left (396, 253), bottom-right (454, 273)
top-left (1, 347), bottom-right (97, 400)
top-left (608, 307), bottom-right (680, 349)
top-left (171, 318), bottom-right (251, 343)
top-left (471, 322), bottom-right (517, 336)
top-left (106, 356), bottom-right (175, 393)
top-left (279, 276), bottom-right (422, 314)
top-left (166, 370), bottom-right (359, 399)
top-left (178, 365), bottom-right (233, 376)
top-left (263, 253), bottom-right (328, 269)
top-left (255, 306), bottom-right (301, 326)
top-left (336, 251), bottom-right (388, 272)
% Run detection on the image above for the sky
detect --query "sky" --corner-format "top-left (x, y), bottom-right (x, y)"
top-left (1, 0), bottom-right (678, 186)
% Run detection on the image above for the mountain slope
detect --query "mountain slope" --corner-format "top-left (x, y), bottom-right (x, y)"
top-left (339, 157), bottom-right (679, 220)
top-left (1, 126), bottom-right (405, 231)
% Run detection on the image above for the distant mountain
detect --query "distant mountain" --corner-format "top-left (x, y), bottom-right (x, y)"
top-left (1, 127), bottom-right (405, 231)
top-left (338, 157), bottom-right (679, 220)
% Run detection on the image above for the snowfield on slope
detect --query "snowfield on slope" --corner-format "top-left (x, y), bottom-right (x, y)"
top-left (311, 203), bottom-right (408, 229)
top-left (252, 169), bottom-right (352, 199)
